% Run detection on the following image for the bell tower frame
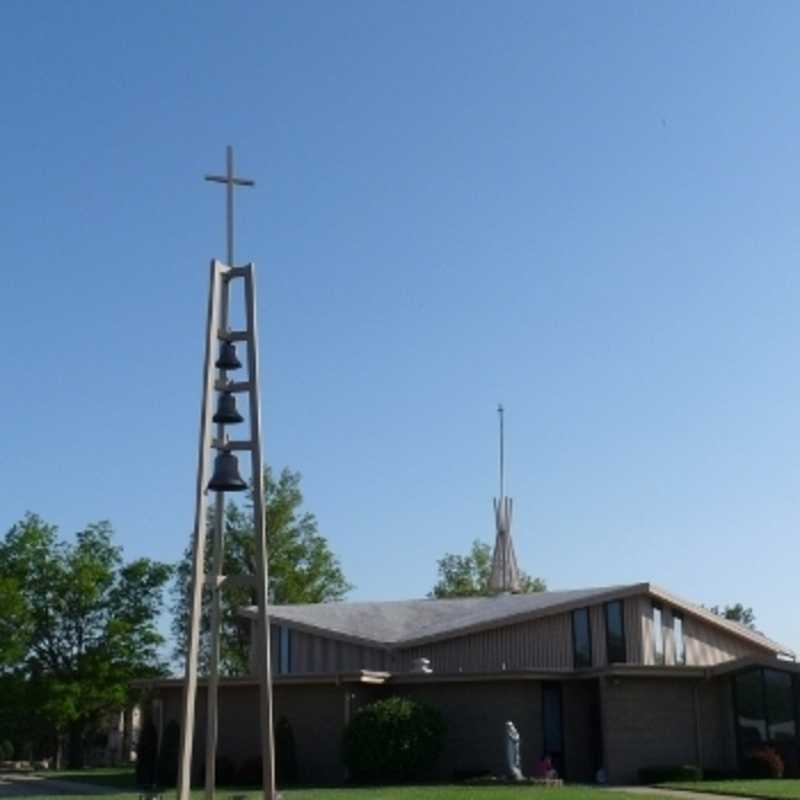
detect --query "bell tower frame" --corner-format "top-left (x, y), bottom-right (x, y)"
top-left (177, 148), bottom-right (277, 800)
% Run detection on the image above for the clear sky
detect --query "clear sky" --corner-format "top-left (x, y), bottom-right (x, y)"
top-left (2, 1), bottom-right (800, 654)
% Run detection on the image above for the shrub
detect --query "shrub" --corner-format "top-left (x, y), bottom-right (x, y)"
top-left (342, 696), bottom-right (446, 783)
top-left (202, 755), bottom-right (236, 786)
top-left (639, 764), bottom-right (703, 784)
top-left (156, 720), bottom-right (180, 787)
top-left (275, 716), bottom-right (298, 785)
top-left (236, 756), bottom-right (261, 787)
top-left (743, 747), bottom-right (784, 779)
top-left (0, 739), bottom-right (14, 760)
top-left (135, 722), bottom-right (158, 788)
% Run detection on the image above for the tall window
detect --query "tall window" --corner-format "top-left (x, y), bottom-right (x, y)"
top-left (652, 602), bottom-right (664, 665)
top-left (277, 625), bottom-right (292, 674)
top-left (765, 669), bottom-right (796, 742)
top-left (673, 610), bottom-right (686, 665)
top-left (735, 668), bottom-right (797, 756)
top-left (604, 600), bottom-right (626, 664)
top-left (542, 683), bottom-right (564, 775)
top-left (572, 607), bottom-right (592, 668)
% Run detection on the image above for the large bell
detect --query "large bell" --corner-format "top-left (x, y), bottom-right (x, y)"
top-left (215, 341), bottom-right (242, 371)
top-left (208, 452), bottom-right (248, 492)
top-left (212, 392), bottom-right (244, 425)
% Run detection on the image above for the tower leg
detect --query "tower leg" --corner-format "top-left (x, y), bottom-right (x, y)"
top-left (244, 265), bottom-right (277, 800)
top-left (177, 262), bottom-right (224, 800)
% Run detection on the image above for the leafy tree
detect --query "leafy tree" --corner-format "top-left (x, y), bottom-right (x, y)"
top-left (171, 466), bottom-right (352, 675)
top-left (0, 575), bottom-right (30, 669)
top-left (711, 603), bottom-right (756, 630)
top-left (430, 538), bottom-right (546, 598)
top-left (0, 513), bottom-right (173, 767)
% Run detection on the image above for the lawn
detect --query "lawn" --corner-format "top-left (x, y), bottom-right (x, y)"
top-left (26, 772), bottom-right (660, 800)
top-left (42, 767), bottom-right (138, 789)
top-left (662, 779), bottom-right (800, 800)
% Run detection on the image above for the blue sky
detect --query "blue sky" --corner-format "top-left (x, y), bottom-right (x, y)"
top-left (2, 1), bottom-right (800, 653)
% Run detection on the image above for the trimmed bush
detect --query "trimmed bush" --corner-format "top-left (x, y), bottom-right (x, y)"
top-left (639, 764), bottom-right (703, 784)
top-left (233, 717), bottom-right (298, 787)
top-left (135, 721), bottom-right (158, 788)
top-left (156, 720), bottom-right (180, 787)
top-left (0, 739), bottom-right (14, 760)
top-left (743, 746), bottom-right (784, 779)
top-left (236, 756), bottom-right (262, 787)
top-left (202, 755), bottom-right (236, 786)
top-left (275, 716), bottom-right (298, 785)
top-left (342, 696), bottom-right (446, 784)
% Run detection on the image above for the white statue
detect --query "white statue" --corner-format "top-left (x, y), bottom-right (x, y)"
top-left (504, 720), bottom-right (523, 781)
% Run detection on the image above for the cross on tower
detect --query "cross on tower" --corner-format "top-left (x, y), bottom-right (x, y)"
top-left (205, 145), bottom-right (255, 267)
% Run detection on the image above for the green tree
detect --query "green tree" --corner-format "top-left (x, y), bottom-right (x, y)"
top-left (171, 466), bottom-right (352, 675)
top-left (430, 538), bottom-right (546, 598)
top-left (0, 513), bottom-right (173, 767)
top-left (711, 603), bottom-right (756, 630)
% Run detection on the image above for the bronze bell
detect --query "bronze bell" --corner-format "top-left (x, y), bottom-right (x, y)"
top-left (212, 392), bottom-right (244, 425)
top-left (208, 452), bottom-right (248, 492)
top-left (216, 341), bottom-right (242, 371)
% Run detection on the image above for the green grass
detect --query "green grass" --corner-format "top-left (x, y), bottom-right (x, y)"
top-left (662, 779), bottom-right (800, 800)
top-left (42, 767), bottom-right (137, 789)
top-left (22, 779), bottom-right (661, 800)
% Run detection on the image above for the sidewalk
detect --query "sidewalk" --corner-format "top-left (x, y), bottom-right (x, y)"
top-left (616, 786), bottom-right (758, 800)
top-left (0, 774), bottom-right (124, 797)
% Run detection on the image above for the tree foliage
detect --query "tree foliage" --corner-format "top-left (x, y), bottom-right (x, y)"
top-left (429, 538), bottom-right (546, 598)
top-left (711, 603), bottom-right (756, 630)
top-left (0, 513), bottom-right (173, 767)
top-left (171, 466), bottom-right (352, 675)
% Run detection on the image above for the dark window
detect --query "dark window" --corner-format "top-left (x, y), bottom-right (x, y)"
top-left (734, 668), bottom-right (800, 768)
top-left (277, 625), bottom-right (292, 674)
top-left (673, 610), bottom-right (686, 665)
top-left (542, 683), bottom-right (564, 776)
top-left (604, 600), bottom-right (626, 664)
top-left (572, 607), bottom-right (592, 668)
top-left (735, 669), bottom-right (767, 748)
top-left (652, 602), bottom-right (664, 664)
top-left (765, 669), bottom-right (796, 742)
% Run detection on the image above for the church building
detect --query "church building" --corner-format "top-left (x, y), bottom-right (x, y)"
top-left (140, 480), bottom-right (798, 786)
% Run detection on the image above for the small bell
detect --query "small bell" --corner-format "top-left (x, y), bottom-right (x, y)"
top-left (215, 341), bottom-right (242, 371)
top-left (212, 393), bottom-right (244, 425)
top-left (208, 452), bottom-right (248, 492)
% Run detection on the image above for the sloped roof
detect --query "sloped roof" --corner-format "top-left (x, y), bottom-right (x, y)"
top-left (240, 582), bottom-right (795, 657)
top-left (242, 584), bottom-right (633, 647)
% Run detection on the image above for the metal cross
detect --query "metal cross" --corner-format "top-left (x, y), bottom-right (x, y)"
top-left (205, 145), bottom-right (255, 268)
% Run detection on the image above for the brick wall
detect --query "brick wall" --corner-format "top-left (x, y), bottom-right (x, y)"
top-left (602, 676), bottom-right (699, 784)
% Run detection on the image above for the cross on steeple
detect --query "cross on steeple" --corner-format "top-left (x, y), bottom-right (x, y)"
top-left (205, 145), bottom-right (255, 267)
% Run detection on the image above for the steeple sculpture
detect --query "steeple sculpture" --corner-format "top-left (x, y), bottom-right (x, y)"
top-left (488, 404), bottom-right (522, 594)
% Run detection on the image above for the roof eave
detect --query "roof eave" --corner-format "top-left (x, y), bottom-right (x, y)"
top-left (646, 583), bottom-right (795, 658)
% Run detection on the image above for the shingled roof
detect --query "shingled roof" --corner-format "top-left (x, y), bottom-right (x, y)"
top-left (242, 584), bottom-right (627, 646)
top-left (240, 582), bottom-right (794, 656)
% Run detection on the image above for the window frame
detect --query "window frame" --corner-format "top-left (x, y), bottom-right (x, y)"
top-left (604, 599), bottom-right (627, 664)
top-left (673, 610), bottom-right (686, 665)
top-left (652, 601), bottom-right (665, 665)
top-left (571, 607), bottom-right (593, 669)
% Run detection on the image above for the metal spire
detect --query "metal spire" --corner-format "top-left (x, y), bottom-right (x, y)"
top-left (205, 145), bottom-right (255, 267)
top-left (498, 402), bottom-right (504, 499)
top-left (489, 403), bottom-right (521, 595)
